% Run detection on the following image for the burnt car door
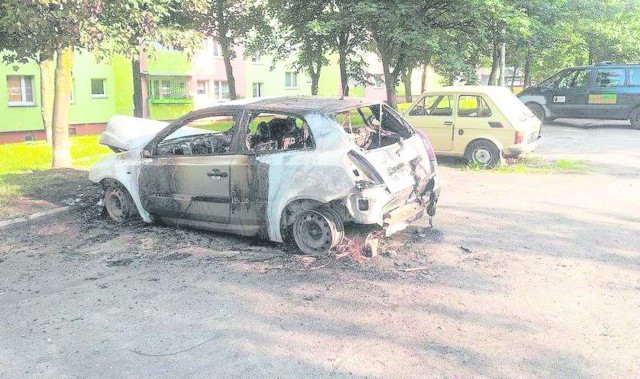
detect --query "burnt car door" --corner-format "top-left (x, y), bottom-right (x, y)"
top-left (227, 110), bottom-right (315, 238)
top-left (138, 112), bottom-right (242, 224)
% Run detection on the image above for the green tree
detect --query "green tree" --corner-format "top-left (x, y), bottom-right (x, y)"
top-left (358, 0), bottom-right (465, 108)
top-left (0, 0), bottom-right (205, 167)
top-left (198, 0), bottom-right (262, 100)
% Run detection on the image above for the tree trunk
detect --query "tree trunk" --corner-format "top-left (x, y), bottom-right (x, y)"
top-left (510, 66), bottom-right (517, 90)
top-left (421, 63), bottom-right (429, 93)
top-left (215, 3), bottom-right (237, 100)
top-left (338, 49), bottom-right (349, 97)
top-left (402, 70), bottom-right (412, 103)
top-left (488, 42), bottom-right (499, 86)
top-left (52, 46), bottom-right (74, 168)
top-left (220, 36), bottom-right (237, 100)
top-left (523, 42), bottom-right (532, 88)
top-left (310, 63), bottom-right (321, 96)
top-left (39, 56), bottom-right (55, 144)
top-left (131, 58), bottom-right (143, 117)
top-left (382, 61), bottom-right (397, 109)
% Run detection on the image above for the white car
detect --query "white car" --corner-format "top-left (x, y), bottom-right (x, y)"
top-left (89, 97), bottom-right (441, 255)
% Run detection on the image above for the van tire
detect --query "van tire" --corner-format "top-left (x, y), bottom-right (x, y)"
top-left (465, 140), bottom-right (502, 169)
top-left (527, 103), bottom-right (546, 123)
top-left (630, 108), bottom-right (640, 130)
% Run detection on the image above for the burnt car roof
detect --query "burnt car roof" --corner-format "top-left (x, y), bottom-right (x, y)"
top-left (192, 96), bottom-right (384, 116)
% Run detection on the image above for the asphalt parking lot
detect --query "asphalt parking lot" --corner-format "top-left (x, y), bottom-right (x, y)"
top-left (1, 119), bottom-right (639, 378)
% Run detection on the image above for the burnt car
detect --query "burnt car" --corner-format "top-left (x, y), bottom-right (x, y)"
top-left (89, 97), bottom-right (440, 255)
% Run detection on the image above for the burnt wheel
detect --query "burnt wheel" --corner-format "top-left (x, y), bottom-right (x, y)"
top-left (630, 108), bottom-right (640, 130)
top-left (527, 103), bottom-right (546, 123)
top-left (104, 183), bottom-right (136, 223)
top-left (293, 208), bottom-right (343, 256)
top-left (465, 140), bottom-right (502, 169)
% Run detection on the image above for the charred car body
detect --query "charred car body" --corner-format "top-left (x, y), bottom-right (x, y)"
top-left (89, 97), bottom-right (440, 255)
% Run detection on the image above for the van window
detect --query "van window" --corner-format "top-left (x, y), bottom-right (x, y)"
top-left (572, 69), bottom-right (591, 88)
top-left (628, 68), bottom-right (640, 86)
top-left (556, 70), bottom-right (576, 88)
top-left (595, 68), bottom-right (625, 87)
top-left (458, 95), bottom-right (492, 117)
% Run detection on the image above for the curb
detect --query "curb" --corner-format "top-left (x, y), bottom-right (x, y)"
top-left (0, 206), bottom-right (71, 229)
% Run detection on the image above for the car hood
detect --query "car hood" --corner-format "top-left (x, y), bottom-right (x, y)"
top-left (99, 115), bottom-right (205, 151)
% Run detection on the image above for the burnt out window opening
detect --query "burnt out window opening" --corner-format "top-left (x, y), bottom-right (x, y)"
top-left (336, 104), bottom-right (413, 150)
top-left (246, 113), bottom-right (314, 152)
top-left (155, 114), bottom-right (239, 157)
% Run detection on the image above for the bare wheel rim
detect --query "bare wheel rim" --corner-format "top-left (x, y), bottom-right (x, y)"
top-left (105, 187), bottom-right (127, 222)
top-left (294, 210), bottom-right (336, 255)
top-left (473, 147), bottom-right (492, 165)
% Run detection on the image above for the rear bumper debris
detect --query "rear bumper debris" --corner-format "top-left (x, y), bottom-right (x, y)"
top-left (346, 175), bottom-right (440, 237)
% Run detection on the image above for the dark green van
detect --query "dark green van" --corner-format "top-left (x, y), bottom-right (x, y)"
top-left (518, 63), bottom-right (640, 129)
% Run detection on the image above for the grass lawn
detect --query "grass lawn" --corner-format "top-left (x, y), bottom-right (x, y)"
top-left (0, 135), bottom-right (111, 219)
top-left (439, 155), bottom-right (588, 174)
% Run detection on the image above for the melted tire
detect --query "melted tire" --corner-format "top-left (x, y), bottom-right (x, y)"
top-left (293, 208), bottom-right (343, 256)
top-left (104, 184), bottom-right (136, 223)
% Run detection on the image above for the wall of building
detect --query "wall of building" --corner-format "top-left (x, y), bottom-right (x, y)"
top-left (0, 59), bottom-right (42, 133)
top-left (0, 50), bottom-right (133, 142)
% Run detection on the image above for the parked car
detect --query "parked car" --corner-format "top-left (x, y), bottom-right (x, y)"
top-left (518, 62), bottom-right (640, 129)
top-left (89, 97), bottom-right (441, 256)
top-left (404, 86), bottom-right (542, 168)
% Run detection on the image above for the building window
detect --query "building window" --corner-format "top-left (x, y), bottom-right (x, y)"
top-left (213, 80), bottom-right (229, 100)
top-left (285, 72), bottom-right (298, 88)
top-left (197, 80), bottom-right (209, 95)
top-left (148, 77), bottom-right (190, 99)
top-left (252, 82), bottom-right (264, 97)
top-left (70, 79), bottom-right (75, 103)
top-left (373, 74), bottom-right (384, 88)
top-left (7, 75), bottom-right (35, 106)
top-left (212, 40), bottom-right (222, 57)
top-left (91, 78), bottom-right (107, 98)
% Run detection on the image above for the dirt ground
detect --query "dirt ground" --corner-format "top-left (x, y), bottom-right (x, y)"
top-left (1, 120), bottom-right (639, 378)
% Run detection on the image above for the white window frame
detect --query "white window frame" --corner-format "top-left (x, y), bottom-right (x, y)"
top-left (196, 80), bottom-right (209, 95)
top-left (213, 80), bottom-right (230, 101)
top-left (7, 75), bottom-right (35, 106)
top-left (285, 71), bottom-right (298, 89)
top-left (212, 40), bottom-right (223, 58)
top-left (70, 78), bottom-right (76, 104)
top-left (91, 78), bottom-right (107, 98)
top-left (373, 74), bottom-right (384, 88)
top-left (252, 82), bottom-right (264, 97)
top-left (251, 54), bottom-right (262, 64)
